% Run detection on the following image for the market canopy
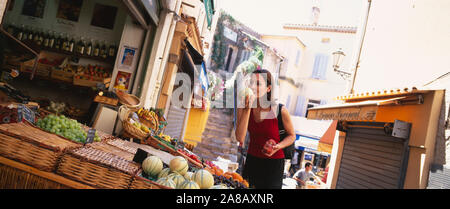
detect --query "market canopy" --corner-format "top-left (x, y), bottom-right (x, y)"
top-left (306, 94), bottom-right (426, 121)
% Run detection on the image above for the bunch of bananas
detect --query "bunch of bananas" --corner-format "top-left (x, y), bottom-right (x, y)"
top-left (159, 133), bottom-right (172, 142)
top-left (137, 108), bottom-right (159, 130)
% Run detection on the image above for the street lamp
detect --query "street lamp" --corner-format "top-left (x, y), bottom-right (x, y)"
top-left (332, 48), bottom-right (351, 80)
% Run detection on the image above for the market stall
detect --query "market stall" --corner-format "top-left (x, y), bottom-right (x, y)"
top-left (307, 87), bottom-right (445, 189)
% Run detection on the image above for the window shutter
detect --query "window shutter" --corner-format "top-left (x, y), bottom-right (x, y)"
top-left (295, 95), bottom-right (306, 117)
top-left (286, 95), bottom-right (292, 110)
top-left (295, 50), bottom-right (301, 66)
top-left (319, 55), bottom-right (329, 80)
top-left (312, 54), bottom-right (322, 79)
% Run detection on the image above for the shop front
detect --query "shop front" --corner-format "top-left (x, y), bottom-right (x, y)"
top-left (0, 0), bottom-right (162, 136)
top-left (307, 88), bottom-right (445, 189)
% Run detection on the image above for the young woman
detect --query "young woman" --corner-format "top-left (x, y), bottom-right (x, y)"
top-left (236, 69), bottom-right (296, 189)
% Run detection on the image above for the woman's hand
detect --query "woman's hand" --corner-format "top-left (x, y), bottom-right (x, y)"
top-left (263, 142), bottom-right (281, 157)
top-left (244, 94), bottom-right (255, 109)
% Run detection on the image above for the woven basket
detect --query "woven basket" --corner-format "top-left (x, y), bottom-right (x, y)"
top-left (0, 163), bottom-right (72, 189)
top-left (123, 120), bottom-right (149, 140)
top-left (88, 142), bottom-right (134, 161)
top-left (0, 123), bottom-right (82, 172)
top-left (143, 135), bottom-right (178, 156)
top-left (129, 170), bottom-right (171, 189)
top-left (56, 146), bottom-right (140, 189)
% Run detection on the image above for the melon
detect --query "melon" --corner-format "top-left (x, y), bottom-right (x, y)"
top-left (192, 169), bottom-right (214, 189)
top-left (210, 184), bottom-right (229, 189)
top-left (169, 156), bottom-right (189, 176)
top-left (156, 177), bottom-right (176, 189)
top-left (158, 168), bottom-right (171, 179)
top-left (142, 156), bottom-right (163, 177)
top-left (184, 171), bottom-right (194, 180)
top-left (179, 180), bottom-right (200, 189)
top-left (168, 173), bottom-right (186, 188)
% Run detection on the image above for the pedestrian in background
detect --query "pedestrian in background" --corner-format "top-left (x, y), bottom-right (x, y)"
top-left (294, 162), bottom-right (324, 189)
top-left (289, 150), bottom-right (300, 177)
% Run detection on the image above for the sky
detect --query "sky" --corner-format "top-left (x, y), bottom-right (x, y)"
top-left (219, 0), bottom-right (365, 35)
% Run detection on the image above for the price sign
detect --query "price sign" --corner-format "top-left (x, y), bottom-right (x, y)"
top-left (85, 128), bottom-right (96, 144)
top-left (133, 148), bottom-right (149, 164)
top-left (17, 104), bottom-right (35, 124)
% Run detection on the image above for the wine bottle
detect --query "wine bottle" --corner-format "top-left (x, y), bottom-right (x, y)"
top-left (54, 33), bottom-right (62, 50)
top-left (33, 28), bottom-right (40, 44)
top-left (93, 40), bottom-right (100, 57)
top-left (100, 41), bottom-right (107, 58)
top-left (39, 29), bottom-right (45, 46)
top-left (43, 31), bottom-right (50, 48)
top-left (86, 39), bottom-right (93, 56)
top-left (62, 33), bottom-right (69, 51)
top-left (16, 25), bottom-right (25, 41)
top-left (77, 37), bottom-right (85, 55)
top-left (48, 31), bottom-right (55, 48)
top-left (108, 43), bottom-right (116, 58)
top-left (69, 36), bottom-right (75, 53)
top-left (28, 27), bottom-right (34, 41)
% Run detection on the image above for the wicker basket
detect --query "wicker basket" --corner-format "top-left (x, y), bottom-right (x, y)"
top-left (0, 123), bottom-right (82, 172)
top-left (129, 170), bottom-right (171, 189)
top-left (123, 120), bottom-right (149, 140)
top-left (143, 135), bottom-right (178, 156)
top-left (87, 142), bottom-right (134, 161)
top-left (56, 146), bottom-right (140, 189)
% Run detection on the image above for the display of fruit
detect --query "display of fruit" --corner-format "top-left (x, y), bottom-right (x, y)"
top-left (36, 114), bottom-right (100, 143)
top-left (213, 174), bottom-right (247, 189)
top-left (38, 57), bottom-right (65, 66)
top-left (184, 171), bottom-right (194, 181)
top-left (142, 156), bottom-right (163, 177)
top-left (75, 65), bottom-right (111, 81)
top-left (169, 156), bottom-right (189, 176)
top-left (137, 108), bottom-right (159, 130)
top-left (210, 184), bottom-right (229, 189)
top-left (46, 101), bottom-right (66, 114)
top-left (178, 180), bottom-right (200, 189)
top-left (156, 177), bottom-right (176, 189)
top-left (167, 173), bottom-right (186, 188)
top-left (192, 169), bottom-right (214, 189)
top-left (157, 168), bottom-right (171, 179)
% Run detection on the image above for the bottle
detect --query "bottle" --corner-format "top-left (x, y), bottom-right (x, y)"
top-left (36, 29), bottom-right (44, 46)
top-left (85, 39), bottom-right (93, 56)
top-left (100, 41), bottom-right (107, 58)
top-left (6, 22), bottom-right (15, 35)
top-left (28, 26), bottom-right (34, 41)
top-left (48, 31), bottom-right (55, 48)
top-left (108, 43), bottom-right (116, 58)
top-left (93, 40), bottom-right (100, 57)
top-left (69, 36), bottom-right (75, 53)
top-left (16, 25), bottom-right (25, 41)
top-left (33, 28), bottom-right (40, 44)
top-left (54, 33), bottom-right (62, 50)
top-left (62, 33), bottom-right (68, 51)
top-left (77, 37), bottom-right (85, 55)
top-left (43, 31), bottom-right (50, 48)
top-left (39, 29), bottom-right (45, 46)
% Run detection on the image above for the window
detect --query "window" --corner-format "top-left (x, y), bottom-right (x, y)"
top-left (305, 99), bottom-right (321, 117)
top-left (295, 95), bottom-right (306, 117)
top-left (286, 95), bottom-right (292, 110)
top-left (295, 50), bottom-right (301, 66)
top-left (224, 47), bottom-right (234, 72)
top-left (280, 57), bottom-right (289, 77)
top-left (311, 53), bottom-right (329, 80)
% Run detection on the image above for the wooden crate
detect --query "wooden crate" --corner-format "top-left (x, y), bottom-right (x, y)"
top-left (73, 77), bottom-right (111, 87)
top-left (94, 95), bottom-right (118, 106)
top-left (0, 123), bottom-right (82, 172)
top-left (20, 59), bottom-right (52, 77)
top-left (51, 69), bottom-right (74, 83)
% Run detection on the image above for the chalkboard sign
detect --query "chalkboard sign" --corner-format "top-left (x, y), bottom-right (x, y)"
top-left (85, 128), bottom-right (96, 144)
top-left (17, 104), bottom-right (35, 124)
top-left (133, 148), bottom-right (149, 164)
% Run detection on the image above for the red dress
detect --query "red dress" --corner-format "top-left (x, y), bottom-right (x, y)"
top-left (247, 109), bottom-right (285, 159)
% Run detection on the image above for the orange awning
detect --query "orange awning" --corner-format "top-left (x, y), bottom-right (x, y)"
top-left (317, 120), bottom-right (337, 153)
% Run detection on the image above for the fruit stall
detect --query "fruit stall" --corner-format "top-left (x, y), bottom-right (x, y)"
top-left (0, 95), bottom-right (249, 189)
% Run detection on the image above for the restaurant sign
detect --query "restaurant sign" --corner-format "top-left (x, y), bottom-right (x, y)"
top-left (307, 106), bottom-right (378, 121)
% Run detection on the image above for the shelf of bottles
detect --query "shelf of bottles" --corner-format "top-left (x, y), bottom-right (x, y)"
top-left (3, 23), bottom-right (118, 65)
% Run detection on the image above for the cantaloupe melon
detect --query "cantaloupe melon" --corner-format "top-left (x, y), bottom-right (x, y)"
top-left (179, 180), bottom-right (200, 189)
top-left (169, 156), bottom-right (188, 176)
top-left (157, 168), bottom-right (171, 179)
top-left (192, 169), bottom-right (214, 189)
top-left (168, 173), bottom-right (186, 188)
top-left (156, 177), bottom-right (176, 189)
top-left (184, 171), bottom-right (194, 180)
top-left (142, 156), bottom-right (163, 177)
